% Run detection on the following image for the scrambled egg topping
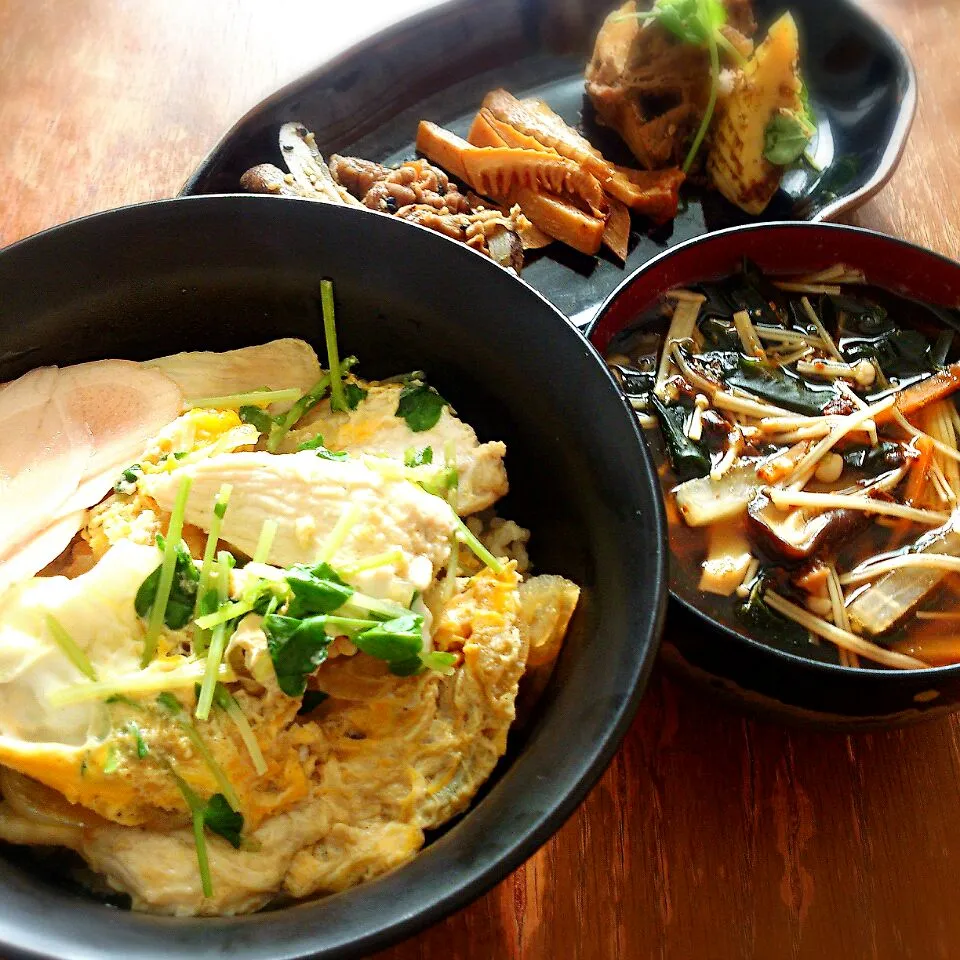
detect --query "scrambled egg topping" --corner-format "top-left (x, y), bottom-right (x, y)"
top-left (0, 340), bottom-right (579, 916)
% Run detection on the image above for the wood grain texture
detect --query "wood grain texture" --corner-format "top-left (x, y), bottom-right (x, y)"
top-left (1, 1), bottom-right (958, 958)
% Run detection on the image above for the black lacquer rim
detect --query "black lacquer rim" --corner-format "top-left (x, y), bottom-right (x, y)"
top-left (586, 219), bottom-right (960, 685)
top-left (0, 194), bottom-right (669, 960)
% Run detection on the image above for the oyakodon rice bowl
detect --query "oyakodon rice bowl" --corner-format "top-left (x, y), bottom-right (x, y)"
top-left (0, 285), bottom-right (581, 915)
top-left (0, 198), bottom-right (662, 956)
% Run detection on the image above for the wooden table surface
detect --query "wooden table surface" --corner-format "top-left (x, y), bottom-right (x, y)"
top-left (1, 1), bottom-right (958, 957)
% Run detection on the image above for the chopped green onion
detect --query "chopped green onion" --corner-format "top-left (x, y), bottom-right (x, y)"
top-left (142, 476), bottom-right (193, 668)
top-left (253, 519), bottom-right (278, 565)
top-left (321, 279), bottom-right (347, 412)
top-left (47, 661), bottom-right (237, 708)
top-left (316, 503), bottom-right (362, 564)
top-left (213, 685), bottom-right (267, 776)
top-left (452, 512), bottom-right (504, 573)
top-left (186, 388), bottom-right (302, 410)
top-left (196, 552), bottom-right (235, 722)
top-left (45, 614), bottom-right (98, 681)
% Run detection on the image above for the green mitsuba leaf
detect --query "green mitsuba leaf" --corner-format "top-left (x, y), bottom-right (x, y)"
top-left (404, 446), bottom-right (434, 467)
top-left (135, 536), bottom-right (199, 630)
top-left (284, 562), bottom-right (354, 619)
top-left (238, 405), bottom-right (275, 435)
top-left (646, 0), bottom-right (726, 44)
top-left (203, 793), bottom-right (244, 848)
top-left (352, 613), bottom-right (424, 666)
top-left (396, 381), bottom-right (448, 432)
top-left (331, 381), bottom-right (367, 412)
top-left (764, 110), bottom-right (814, 166)
top-left (296, 433), bottom-right (349, 460)
top-left (263, 614), bottom-right (333, 697)
top-left (298, 690), bottom-right (329, 714)
top-left (114, 464), bottom-right (143, 495)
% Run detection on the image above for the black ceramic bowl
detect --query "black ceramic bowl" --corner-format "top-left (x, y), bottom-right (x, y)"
top-left (588, 221), bottom-right (960, 730)
top-left (0, 195), bottom-right (666, 959)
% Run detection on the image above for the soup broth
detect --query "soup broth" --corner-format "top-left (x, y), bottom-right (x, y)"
top-left (606, 263), bottom-right (960, 669)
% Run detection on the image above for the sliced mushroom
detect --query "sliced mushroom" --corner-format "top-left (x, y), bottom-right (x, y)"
top-left (746, 490), bottom-right (870, 562)
top-left (239, 163), bottom-right (315, 198)
top-left (278, 123), bottom-right (362, 207)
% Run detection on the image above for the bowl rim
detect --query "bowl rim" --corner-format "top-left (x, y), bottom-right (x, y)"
top-left (585, 218), bottom-right (960, 681)
top-left (0, 193), bottom-right (669, 959)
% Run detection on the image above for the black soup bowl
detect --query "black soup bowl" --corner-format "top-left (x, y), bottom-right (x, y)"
top-left (587, 221), bottom-right (960, 730)
top-left (0, 195), bottom-right (666, 959)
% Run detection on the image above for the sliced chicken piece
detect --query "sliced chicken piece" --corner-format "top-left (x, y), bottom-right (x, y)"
top-left (0, 368), bottom-right (92, 561)
top-left (56, 360), bottom-right (185, 505)
top-left (143, 452), bottom-right (456, 589)
top-left (283, 383), bottom-right (508, 515)
top-left (0, 361), bottom-right (183, 593)
top-left (0, 512), bottom-right (85, 598)
top-left (145, 339), bottom-right (321, 411)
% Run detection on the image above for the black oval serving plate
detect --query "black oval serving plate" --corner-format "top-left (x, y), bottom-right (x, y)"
top-left (588, 221), bottom-right (960, 731)
top-left (182, 0), bottom-right (917, 326)
top-left (0, 195), bottom-right (666, 959)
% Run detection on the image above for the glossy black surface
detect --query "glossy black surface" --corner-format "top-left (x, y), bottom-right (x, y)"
top-left (587, 221), bottom-right (960, 730)
top-left (183, 0), bottom-right (916, 326)
top-left (0, 195), bottom-right (666, 959)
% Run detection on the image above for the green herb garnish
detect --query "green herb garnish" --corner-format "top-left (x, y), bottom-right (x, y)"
top-left (207, 683), bottom-right (268, 776)
top-left (296, 433), bottom-right (349, 459)
top-left (113, 464), bottom-right (143, 496)
top-left (298, 690), bottom-right (329, 714)
top-left (396, 381), bottom-right (448, 432)
top-left (139, 476), bottom-right (193, 666)
top-left (102, 744), bottom-right (120, 775)
top-left (201, 793), bottom-right (244, 848)
top-left (127, 721), bottom-right (149, 759)
top-left (172, 774), bottom-right (245, 898)
top-left (46, 614), bottom-right (98, 681)
top-left (452, 512), bottom-right (504, 574)
top-left (404, 446), bottom-right (434, 467)
top-left (158, 691), bottom-right (241, 810)
top-left (136, 535), bottom-right (200, 631)
top-left (196, 552), bottom-right (236, 722)
top-left (625, 0), bottom-right (733, 172)
top-left (262, 614), bottom-right (334, 696)
top-left (764, 109), bottom-right (815, 166)
top-left (238, 405), bottom-right (274, 435)
top-left (187, 387), bottom-right (302, 410)
top-left (350, 613), bottom-right (424, 667)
